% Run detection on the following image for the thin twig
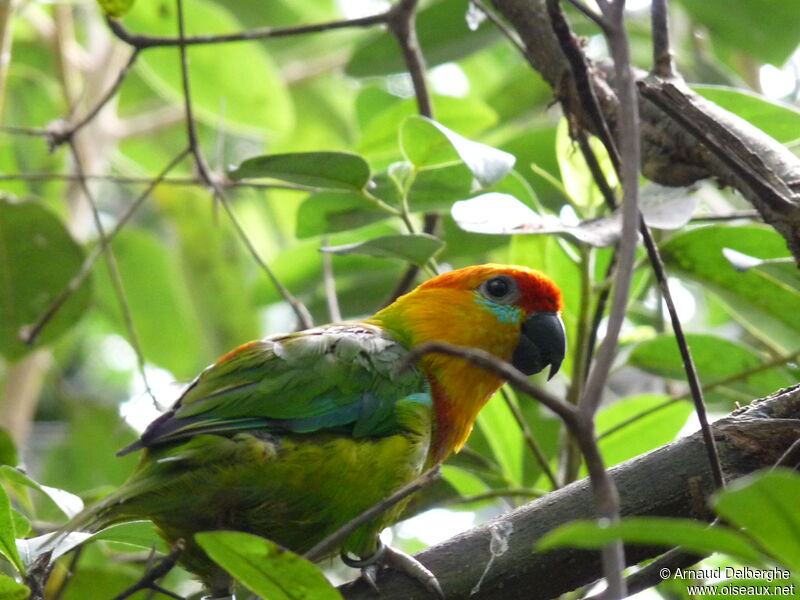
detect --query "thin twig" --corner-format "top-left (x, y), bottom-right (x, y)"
top-left (305, 467), bottom-right (441, 562)
top-left (0, 171), bottom-right (309, 191)
top-left (639, 221), bottom-right (725, 490)
top-left (565, 0), bottom-right (607, 31)
top-left (106, 11), bottom-right (390, 50)
top-left (46, 49), bottom-right (140, 149)
top-left (651, 0), bottom-right (674, 78)
top-left (110, 541), bottom-right (185, 600)
top-left (20, 148), bottom-right (191, 348)
top-left (546, 0), bottom-right (620, 173)
top-left (387, 0), bottom-right (433, 119)
top-left (500, 388), bottom-right (560, 490)
top-left (470, 0), bottom-right (527, 55)
top-left (66, 139), bottom-right (159, 407)
top-left (173, 0), bottom-right (312, 330)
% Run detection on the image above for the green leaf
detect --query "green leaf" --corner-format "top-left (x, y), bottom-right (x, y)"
top-left (0, 575), bottom-right (29, 600)
top-left (407, 163), bottom-right (475, 212)
top-left (401, 116), bottom-right (515, 187)
top-left (591, 394), bottom-right (692, 470)
top-left (0, 466), bottom-right (83, 519)
top-left (195, 531), bottom-right (343, 600)
top-left (93, 228), bottom-right (207, 379)
top-left (346, 0), bottom-right (499, 76)
top-left (10, 511), bottom-right (29, 539)
top-left (476, 389), bottom-right (525, 486)
top-left (0, 199), bottom-right (91, 360)
top-left (0, 486), bottom-right (24, 574)
top-left (229, 152), bottom-right (371, 191)
top-left (296, 192), bottom-right (392, 238)
top-left (97, 0), bottom-right (134, 17)
top-left (629, 335), bottom-right (795, 407)
top-left (661, 226), bottom-right (800, 354)
top-left (124, 0), bottom-right (293, 136)
top-left (90, 521), bottom-right (166, 551)
top-left (677, 0), bottom-right (800, 66)
top-left (440, 465), bottom-right (490, 497)
top-left (538, 517), bottom-right (765, 565)
top-left (692, 86), bottom-right (800, 144)
top-left (321, 234), bottom-right (443, 267)
top-left (713, 469), bottom-right (800, 572)
top-left (357, 95), bottom-right (497, 167)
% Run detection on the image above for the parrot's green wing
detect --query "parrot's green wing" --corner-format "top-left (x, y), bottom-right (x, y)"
top-left (120, 323), bottom-right (430, 454)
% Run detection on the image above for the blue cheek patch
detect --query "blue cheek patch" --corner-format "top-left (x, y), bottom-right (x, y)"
top-left (474, 296), bottom-right (523, 324)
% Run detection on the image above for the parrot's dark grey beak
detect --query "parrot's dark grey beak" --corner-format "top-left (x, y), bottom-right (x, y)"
top-left (511, 312), bottom-right (566, 380)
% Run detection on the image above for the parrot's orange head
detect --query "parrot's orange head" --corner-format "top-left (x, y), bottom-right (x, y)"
top-left (370, 264), bottom-right (566, 460)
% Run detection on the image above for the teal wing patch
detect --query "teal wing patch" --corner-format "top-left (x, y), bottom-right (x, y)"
top-left (120, 324), bottom-right (430, 454)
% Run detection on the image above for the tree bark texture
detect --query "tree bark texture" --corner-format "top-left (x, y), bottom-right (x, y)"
top-left (340, 384), bottom-right (800, 599)
top-left (490, 0), bottom-right (800, 263)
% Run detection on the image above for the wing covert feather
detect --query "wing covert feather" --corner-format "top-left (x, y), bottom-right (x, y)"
top-left (125, 323), bottom-right (430, 452)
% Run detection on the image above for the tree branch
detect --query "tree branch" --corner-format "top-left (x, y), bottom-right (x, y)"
top-left (340, 384), bottom-right (800, 599)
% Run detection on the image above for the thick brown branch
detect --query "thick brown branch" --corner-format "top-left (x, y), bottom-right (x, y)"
top-left (340, 385), bottom-right (800, 600)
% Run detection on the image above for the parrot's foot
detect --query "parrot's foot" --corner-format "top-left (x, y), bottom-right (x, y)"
top-left (342, 542), bottom-right (444, 598)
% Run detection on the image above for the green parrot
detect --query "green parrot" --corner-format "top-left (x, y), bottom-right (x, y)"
top-left (63, 264), bottom-right (565, 597)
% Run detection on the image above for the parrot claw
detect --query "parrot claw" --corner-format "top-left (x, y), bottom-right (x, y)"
top-left (343, 542), bottom-right (444, 598)
top-left (381, 545), bottom-right (444, 599)
top-left (361, 564), bottom-right (381, 595)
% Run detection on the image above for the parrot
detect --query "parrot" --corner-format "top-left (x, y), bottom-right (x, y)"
top-left (64, 264), bottom-right (565, 598)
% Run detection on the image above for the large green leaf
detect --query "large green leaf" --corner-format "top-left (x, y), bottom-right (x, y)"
top-left (538, 517), bottom-right (765, 566)
top-left (591, 394), bottom-right (692, 471)
top-left (296, 192), bottom-right (392, 238)
top-left (123, 0), bottom-right (293, 135)
top-left (677, 0), bottom-right (800, 66)
top-left (357, 95), bottom-right (497, 167)
top-left (195, 531), bottom-right (342, 600)
top-left (407, 163), bottom-right (475, 212)
top-left (660, 226), bottom-right (800, 354)
top-left (0, 200), bottom-right (91, 360)
top-left (401, 116), bottom-right (515, 187)
top-left (346, 0), bottom-right (499, 76)
top-left (629, 335), bottom-right (795, 407)
top-left (93, 228), bottom-right (207, 378)
top-left (230, 152), bottom-right (371, 191)
top-left (320, 234), bottom-right (443, 267)
top-left (713, 469), bottom-right (800, 572)
top-left (692, 86), bottom-right (800, 144)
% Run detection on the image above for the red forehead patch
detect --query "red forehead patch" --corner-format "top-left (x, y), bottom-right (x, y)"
top-left (420, 264), bottom-right (563, 313)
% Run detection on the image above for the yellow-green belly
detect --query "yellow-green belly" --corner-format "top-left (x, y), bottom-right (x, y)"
top-left (115, 429), bottom-right (429, 578)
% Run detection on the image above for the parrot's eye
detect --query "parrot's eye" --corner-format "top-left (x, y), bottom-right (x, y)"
top-left (480, 275), bottom-right (519, 304)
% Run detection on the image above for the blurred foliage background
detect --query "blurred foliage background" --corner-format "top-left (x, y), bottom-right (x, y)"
top-left (0, 0), bottom-right (799, 598)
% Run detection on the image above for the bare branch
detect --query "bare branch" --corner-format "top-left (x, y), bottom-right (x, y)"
top-left (106, 11), bottom-right (389, 50)
top-left (651, 0), bottom-right (674, 77)
top-left (46, 49), bottom-right (140, 150)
